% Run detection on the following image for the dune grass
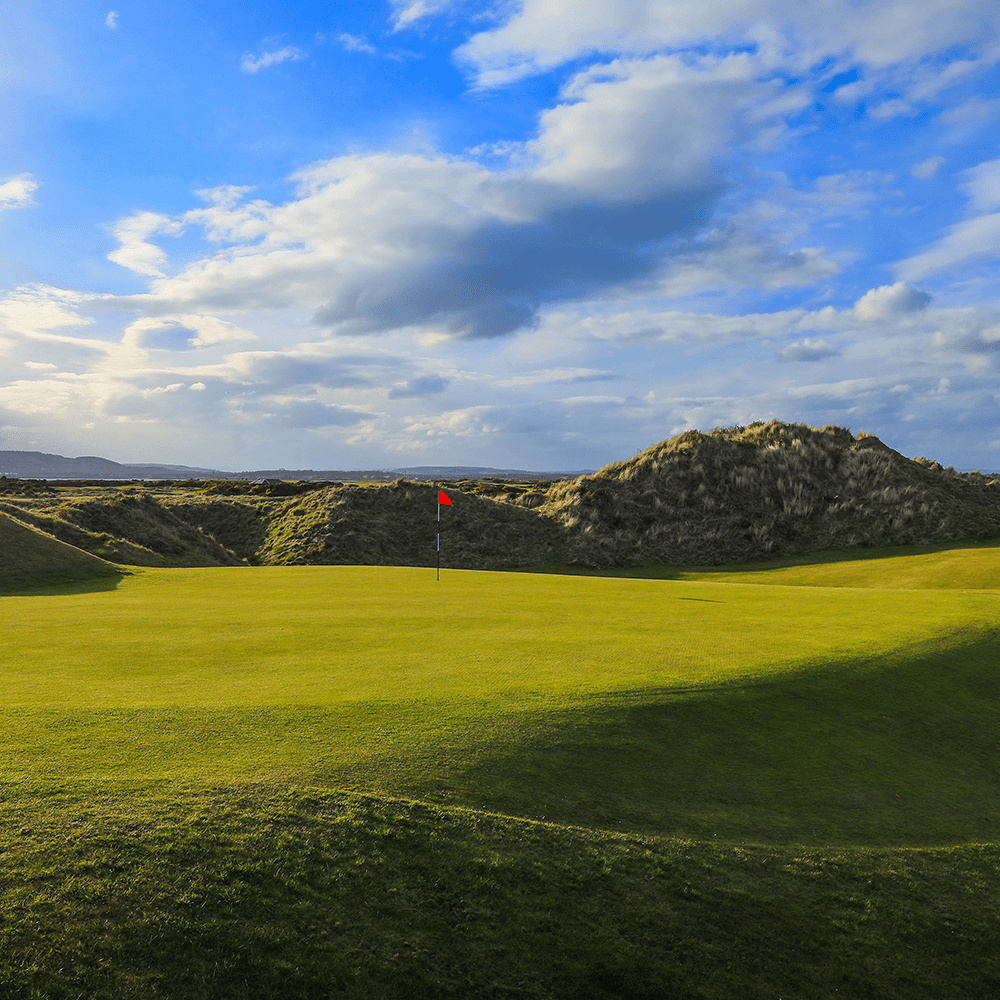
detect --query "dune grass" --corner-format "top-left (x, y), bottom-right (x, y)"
top-left (2, 549), bottom-right (1000, 997)
top-left (0, 508), bottom-right (123, 593)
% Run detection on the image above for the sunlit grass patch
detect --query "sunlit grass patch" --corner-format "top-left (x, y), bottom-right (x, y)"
top-left (2, 564), bottom-right (999, 846)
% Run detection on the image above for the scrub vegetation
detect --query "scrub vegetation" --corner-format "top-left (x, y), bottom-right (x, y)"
top-left (2, 421), bottom-right (999, 579)
top-left (1, 422), bottom-right (999, 997)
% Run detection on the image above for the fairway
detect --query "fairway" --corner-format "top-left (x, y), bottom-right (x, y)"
top-left (3, 549), bottom-right (1000, 999)
top-left (2, 556), bottom-right (1000, 846)
top-left (3, 561), bottom-right (998, 709)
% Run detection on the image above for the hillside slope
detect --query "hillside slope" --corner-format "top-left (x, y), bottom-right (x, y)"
top-left (4, 421), bottom-right (1000, 570)
top-left (5, 494), bottom-right (244, 567)
top-left (254, 479), bottom-right (569, 569)
top-left (542, 421), bottom-right (1000, 566)
top-left (0, 509), bottom-right (122, 592)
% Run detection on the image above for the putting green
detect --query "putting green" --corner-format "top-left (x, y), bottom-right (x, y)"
top-left (1, 563), bottom-right (996, 709)
top-left (3, 557), bottom-right (999, 845)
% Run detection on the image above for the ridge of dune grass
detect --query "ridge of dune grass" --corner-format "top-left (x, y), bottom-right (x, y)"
top-left (542, 420), bottom-right (1000, 565)
top-left (6, 420), bottom-right (1000, 573)
top-left (0, 508), bottom-right (123, 593)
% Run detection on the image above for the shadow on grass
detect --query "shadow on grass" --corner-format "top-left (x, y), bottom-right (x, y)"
top-left (0, 569), bottom-right (132, 598)
top-left (414, 627), bottom-right (1000, 847)
top-left (4, 625), bottom-right (997, 849)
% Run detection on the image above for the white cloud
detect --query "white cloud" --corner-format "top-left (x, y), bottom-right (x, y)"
top-left (0, 173), bottom-right (38, 210)
top-left (0, 285), bottom-right (97, 338)
top-left (389, 0), bottom-right (452, 31)
top-left (960, 159), bottom-right (1000, 213)
top-left (240, 47), bottom-right (305, 74)
top-left (869, 98), bottom-right (912, 121)
top-left (456, 0), bottom-right (1000, 87)
top-left (899, 213), bottom-right (1000, 280)
top-left (853, 282), bottom-right (932, 320)
top-left (107, 211), bottom-right (184, 277)
top-left (898, 160), bottom-right (1000, 280)
top-left (338, 33), bottom-right (377, 55)
top-left (122, 314), bottom-right (257, 351)
top-left (940, 95), bottom-right (1000, 126)
top-left (911, 156), bottom-right (945, 180)
top-left (105, 11), bottom-right (118, 30)
top-left (779, 338), bottom-right (841, 362)
top-left (102, 51), bottom-right (836, 344)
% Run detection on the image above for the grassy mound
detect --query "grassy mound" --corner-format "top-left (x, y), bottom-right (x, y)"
top-left (544, 420), bottom-right (1000, 565)
top-left (7, 494), bottom-right (244, 567)
top-left (254, 479), bottom-right (569, 568)
top-left (1, 786), bottom-right (996, 1000)
top-left (0, 508), bottom-right (122, 592)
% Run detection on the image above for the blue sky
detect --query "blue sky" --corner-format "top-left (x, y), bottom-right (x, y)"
top-left (1, 1), bottom-right (999, 472)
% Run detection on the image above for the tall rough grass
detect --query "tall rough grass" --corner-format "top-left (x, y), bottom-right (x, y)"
top-left (5, 421), bottom-right (1000, 571)
top-left (543, 420), bottom-right (1000, 566)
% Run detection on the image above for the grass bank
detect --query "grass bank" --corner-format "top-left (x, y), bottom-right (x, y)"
top-left (1, 785), bottom-right (998, 1000)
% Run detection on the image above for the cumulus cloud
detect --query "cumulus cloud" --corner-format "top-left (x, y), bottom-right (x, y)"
top-left (241, 46), bottom-right (305, 74)
top-left (853, 282), bottom-right (932, 320)
top-left (0, 174), bottom-right (38, 210)
top-left (115, 52), bottom-right (827, 342)
top-left (107, 211), bottom-right (184, 277)
top-left (105, 11), bottom-right (118, 29)
top-left (455, 0), bottom-right (1000, 87)
top-left (780, 337), bottom-right (841, 362)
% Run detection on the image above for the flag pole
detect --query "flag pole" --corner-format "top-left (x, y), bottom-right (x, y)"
top-left (435, 489), bottom-right (452, 581)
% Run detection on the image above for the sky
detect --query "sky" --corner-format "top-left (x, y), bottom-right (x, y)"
top-left (1, 2), bottom-right (999, 473)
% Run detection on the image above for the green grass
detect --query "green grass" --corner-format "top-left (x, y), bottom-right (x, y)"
top-left (2, 786), bottom-right (998, 1000)
top-left (2, 547), bottom-right (1000, 996)
top-left (0, 509), bottom-right (123, 592)
top-left (528, 537), bottom-right (1000, 588)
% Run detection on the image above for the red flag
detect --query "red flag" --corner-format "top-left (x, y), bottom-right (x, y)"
top-left (438, 490), bottom-right (453, 506)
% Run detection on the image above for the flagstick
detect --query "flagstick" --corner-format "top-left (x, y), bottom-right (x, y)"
top-left (437, 498), bottom-right (440, 582)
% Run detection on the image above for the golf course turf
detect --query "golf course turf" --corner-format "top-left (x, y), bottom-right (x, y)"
top-left (1, 546), bottom-right (999, 997)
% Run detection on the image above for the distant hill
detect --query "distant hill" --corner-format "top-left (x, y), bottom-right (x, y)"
top-left (0, 451), bottom-right (223, 480)
top-left (0, 451), bottom-right (581, 482)
top-left (390, 466), bottom-right (591, 480)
